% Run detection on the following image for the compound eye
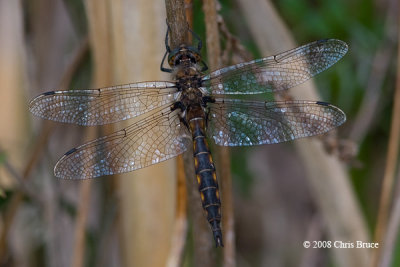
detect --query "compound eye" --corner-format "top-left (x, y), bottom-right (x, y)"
top-left (168, 55), bottom-right (176, 66)
top-left (174, 54), bottom-right (182, 66)
top-left (195, 54), bottom-right (202, 62)
top-left (189, 55), bottom-right (196, 63)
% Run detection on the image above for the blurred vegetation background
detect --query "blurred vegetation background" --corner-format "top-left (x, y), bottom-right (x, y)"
top-left (0, 0), bottom-right (398, 266)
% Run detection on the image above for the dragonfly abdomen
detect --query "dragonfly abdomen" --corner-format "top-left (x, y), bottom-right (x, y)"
top-left (188, 116), bottom-right (223, 247)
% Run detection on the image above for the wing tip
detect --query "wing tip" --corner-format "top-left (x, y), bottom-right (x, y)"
top-left (54, 147), bottom-right (80, 179)
top-left (330, 39), bottom-right (348, 56)
top-left (316, 38), bottom-right (349, 58)
top-left (29, 91), bottom-right (55, 114)
top-left (317, 101), bottom-right (347, 126)
top-left (334, 39), bottom-right (349, 56)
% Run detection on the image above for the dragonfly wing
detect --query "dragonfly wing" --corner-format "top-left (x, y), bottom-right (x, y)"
top-left (202, 39), bottom-right (348, 95)
top-left (207, 99), bottom-right (346, 146)
top-left (29, 81), bottom-right (178, 125)
top-left (54, 107), bottom-right (191, 179)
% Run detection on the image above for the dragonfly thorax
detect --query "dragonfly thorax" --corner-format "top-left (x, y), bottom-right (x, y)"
top-left (174, 75), bottom-right (210, 126)
top-left (175, 66), bottom-right (202, 90)
top-left (173, 49), bottom-right (205, 101)
top-left (168, 45), bottom-right (212, 129)
top-left (175, 66), bottom-right (208, 109)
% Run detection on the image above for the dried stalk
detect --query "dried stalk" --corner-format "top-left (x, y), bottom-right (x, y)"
top-left (373, 2), bottom-right (400, 265)
top-left (85, 1), bottom-right (176, 266)
top-left (166, 2), bottom-right (192, 266)
top-left (71, 180), bottom-right (92, 267)
top-left (2, 157), bottom-right (43, 204)
top-left (349, 0), bottom-right (398, 144)
top-left (236, 0), bottom-right (369, 266)
top-left (202, 0), bottom-right (236, 266)
top-left (380, 180), bottom-right (400, 267)
top-left (0, 37), bottom-right (89, 264)
top-left (165, 0), bottom-right (188, 49)
top-left (165, 0), bottom-right (217, 264)
top-left (166, 156), bottom-right (188, 267)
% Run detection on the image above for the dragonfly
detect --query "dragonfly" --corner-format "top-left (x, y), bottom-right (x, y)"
top-left (29, 29), bottom-right (348, 247)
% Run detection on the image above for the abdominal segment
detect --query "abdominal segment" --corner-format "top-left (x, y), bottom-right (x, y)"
top-left (189, 118), bottom-right (223, 247)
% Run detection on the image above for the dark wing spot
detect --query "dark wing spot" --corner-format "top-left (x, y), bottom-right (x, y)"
top-left (317, 39), bottom-right (329, 44)
top-left (65, 147), bottom-right (77, 156)
top-left (43, 91), bottom-right (56, 96)
top-left (316, 101), bottom-right (330, 106)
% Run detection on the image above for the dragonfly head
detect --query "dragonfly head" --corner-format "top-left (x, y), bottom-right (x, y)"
top-left (167, 45), bottom-right (202, 68)
top-left (161, 26), bottom-right (208, 73)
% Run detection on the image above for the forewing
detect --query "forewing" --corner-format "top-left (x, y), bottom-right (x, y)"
top-left (202, 39), bottom-right (348, 95)
top-left (54, 107), bottom-right (191, 179)
top-left (207, 99), bottom-right (346, 146)
top-left (29, 82), bottom-right (178, 125)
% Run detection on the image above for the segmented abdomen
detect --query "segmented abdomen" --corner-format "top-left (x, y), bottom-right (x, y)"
top-left (188, 117), bottom-right (223, 247)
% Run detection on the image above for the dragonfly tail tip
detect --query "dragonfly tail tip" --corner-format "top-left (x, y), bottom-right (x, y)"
top-left (214, 233), bottom-right (224, 247)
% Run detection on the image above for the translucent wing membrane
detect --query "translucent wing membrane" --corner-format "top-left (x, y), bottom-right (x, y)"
top-left (207, 99), bottom-right (346, 146)
top-left (202, 39), bottom-right (348, 95)
top-left (54, 106), bottom-right (191, 179)
top-left (29, 82), bottom-right (178, 125)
